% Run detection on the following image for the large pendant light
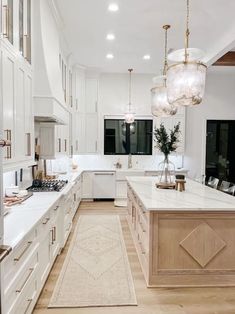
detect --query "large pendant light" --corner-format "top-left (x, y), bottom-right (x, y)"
top-left (167, 0), bottom-right (207, 107)
top-left (124, 69), bottom-right (135, 124)
top-left (151, 25), bottom-right (177, 117)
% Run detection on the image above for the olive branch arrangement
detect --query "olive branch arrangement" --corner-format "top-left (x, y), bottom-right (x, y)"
top-left (154, 122), bottom-right (181, 157)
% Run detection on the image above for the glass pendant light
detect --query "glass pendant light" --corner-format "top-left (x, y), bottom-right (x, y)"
top-left (124, 69), bottom-right (135, 124)
top-left (151, 25), bottom-right (177, 117)
top-left (167, 0), bottom-right (207, 107)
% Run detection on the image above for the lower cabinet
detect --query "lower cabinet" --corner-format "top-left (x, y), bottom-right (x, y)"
top-left (1, 175), bottom-right (81, 314)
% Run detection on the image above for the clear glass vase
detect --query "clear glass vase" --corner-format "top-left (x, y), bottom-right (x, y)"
top-left (158, 155), bottom-right (176, 185)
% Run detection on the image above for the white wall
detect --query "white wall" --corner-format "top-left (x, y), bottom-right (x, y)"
top-left (184, 67), bottom-right (235, 180)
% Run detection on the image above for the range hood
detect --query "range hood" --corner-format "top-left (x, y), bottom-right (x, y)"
top-left (34, 96), bottom-right (69, 125)
top-left (33, 0), bottom-right (69, 125)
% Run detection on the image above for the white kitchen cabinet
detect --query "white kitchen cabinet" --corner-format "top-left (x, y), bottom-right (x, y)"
top-left (154, 106), bottom-right (185, 154)
top-left (2, 47), bottom-right (15, 164)
top-left (85, 113), bottom-right (98, 153)
top-left (71, 73), bottom-right (99, 155)
top-left (82, 172), bottom-right (93, 199)
top-left (1, 40), bottom-right (34, 171)
top-left (85, 78), bottom-right (98, 113)
top-left (39, 123), bottom-right (70, 159)
top-left (116, 181), bottom-right (127, 199)
top-left (1, 0), bottom-right (31, 62)
top-left (15, 61), bottom-right (34, 163)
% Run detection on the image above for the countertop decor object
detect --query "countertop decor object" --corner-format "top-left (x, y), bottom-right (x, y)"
top-left (154, 122), bottom-right (180, 188)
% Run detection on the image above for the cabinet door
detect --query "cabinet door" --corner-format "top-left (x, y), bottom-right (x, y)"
top-left (24, 72), bottom-right (33, 158)
top-left (85, 114), bottom-right (98, 153)
top-left (85, 78), bottom-right (98, 113)
top-left (38, 233), bottom-right (51, 288)
top-left (2, 49), bottom-right (15, 162)
top-left (50, 219), bottom-right (60, 263)
top-left (2, 0), bottom-right (14, 44)
top-left (82, 172), bottom-right (93, 198)
top-left (15, 66), bottom-right (25, 161)
top-left (77, 113), bottom-right (86, 153)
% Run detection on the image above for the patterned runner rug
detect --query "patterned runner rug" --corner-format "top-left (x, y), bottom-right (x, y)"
top-left (48, 215), bottom-right (137, 308)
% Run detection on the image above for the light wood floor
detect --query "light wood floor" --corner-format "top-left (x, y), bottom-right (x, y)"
top-left (34, 202), bottom-right (235, 314)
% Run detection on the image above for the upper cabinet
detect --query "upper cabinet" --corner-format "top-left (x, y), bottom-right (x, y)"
top-left (1, 0), bottom-right (31, 63)
top-left (2, 0), bottom-right (14, 45)
top-left (85, 78), bottom-right (98, 113)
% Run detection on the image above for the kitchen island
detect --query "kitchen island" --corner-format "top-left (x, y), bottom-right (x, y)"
top-left (126, 176), bottom-right (235, 287)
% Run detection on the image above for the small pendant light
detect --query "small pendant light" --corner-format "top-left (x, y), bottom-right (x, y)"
top-left (124, 69), bottom-right (135, 124)
top-left (151, 25), bottom-right (177, 117)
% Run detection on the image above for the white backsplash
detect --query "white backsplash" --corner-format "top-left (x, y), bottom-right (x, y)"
top-left (47, 154), bottom-right (184, 173)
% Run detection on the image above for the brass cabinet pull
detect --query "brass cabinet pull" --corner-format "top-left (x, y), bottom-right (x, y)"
top-left (0, 245), bottom-right (12, 262)
top-left (50, 229), bottom-right (54, 245)
top-left (0, 139), bottom-right (11, 147)
top-left (53, 226), bottom-right (56, 242)
top-left (4, 129), bottom-right (12, 159)
top-left (24, 298), bottom-right (33, 314)
top-left (16, 267), bottom-right (34, 293)
top-left (53, 205), bottom-right (59, 211)
top-left (58, 138), bottom-right (61, 153)
top-left (51, 227), bottom-right (56, 244)
top-left (2, 5), bottom-right (9, 38)
top-left (14, 241), bottom-right (32, 262)
top-left (42, 217), bottom-right (50, 225)
top-left (25, 133), bottom-right (31, 156)
top-left (64, 139), bottom-right (67, 152)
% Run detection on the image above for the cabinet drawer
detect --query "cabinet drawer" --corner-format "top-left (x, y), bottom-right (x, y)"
top-left (37, 213), bottom-right (51, 239)
top-left (9, 276), bottom-right (37, 314)
top-left (3, 229), bottom-right (37, 287)
top-left (4, 250), bottom-right (39, 313)
top-left (50, 202), bottom-right (60, 221)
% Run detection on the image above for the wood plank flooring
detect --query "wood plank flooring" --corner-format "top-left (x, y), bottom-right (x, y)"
top-left (33, 201), bottom-right (235, 314)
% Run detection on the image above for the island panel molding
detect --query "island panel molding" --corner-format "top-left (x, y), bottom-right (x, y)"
top-left (179, 222), bottom-right (227, 268)
top-left (127, 177), bottom-right (235, 287)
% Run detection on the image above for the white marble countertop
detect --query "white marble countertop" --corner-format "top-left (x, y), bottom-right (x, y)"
top-left (3, 170), bottom-right (82, 249)
top-left (126, 176), bottom-right (235, 211)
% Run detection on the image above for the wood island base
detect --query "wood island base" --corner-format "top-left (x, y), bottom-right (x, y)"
top-left (127, 182), bottom-right (235, 287)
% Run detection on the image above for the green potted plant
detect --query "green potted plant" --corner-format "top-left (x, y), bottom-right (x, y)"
top-left (154, 122), bottom-right (181, 187)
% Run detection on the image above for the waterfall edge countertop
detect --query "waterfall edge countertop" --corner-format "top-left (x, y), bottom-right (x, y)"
top-left (126, 176), bottom-right (235, 211)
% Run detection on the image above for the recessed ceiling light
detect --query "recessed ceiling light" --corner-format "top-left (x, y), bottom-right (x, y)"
top-left (106, 53), bottom-right (114, 59)
top-left (108, 3), bottom-right (119, 12)
top-left (106, 33), bottom-right (115, 41)
top-left (143, 55), bottom-right (151, 60)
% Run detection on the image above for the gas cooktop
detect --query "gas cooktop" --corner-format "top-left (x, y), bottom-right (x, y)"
top-left (27, 179), bottom-right (68, 192)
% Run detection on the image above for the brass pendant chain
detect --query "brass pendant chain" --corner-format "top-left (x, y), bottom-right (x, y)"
top-left (163, 25), bottom-right (170, 75)
top-left (128, 69), bottom-right (133, 111)
top-left (185, 0), bottom-right (190, 62)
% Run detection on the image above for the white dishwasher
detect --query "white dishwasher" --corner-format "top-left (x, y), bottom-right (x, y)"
top-left (93, 172), bottom-right (116, 199)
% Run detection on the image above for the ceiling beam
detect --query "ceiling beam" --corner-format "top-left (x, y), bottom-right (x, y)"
top-left (213, 51), bottom-right (235, 66)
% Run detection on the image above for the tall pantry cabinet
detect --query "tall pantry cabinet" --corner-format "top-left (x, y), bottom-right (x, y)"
top-left (1, 0), bottom-right (34, 172)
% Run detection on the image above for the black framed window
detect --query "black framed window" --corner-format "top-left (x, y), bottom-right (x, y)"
top-left (104, 119), bottom-right (153, 155)
top-left (206, 120), bottom-right (235, 182)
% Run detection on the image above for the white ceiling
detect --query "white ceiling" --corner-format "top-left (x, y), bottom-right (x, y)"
top-left (54, 0), bottom-right (235, 73)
